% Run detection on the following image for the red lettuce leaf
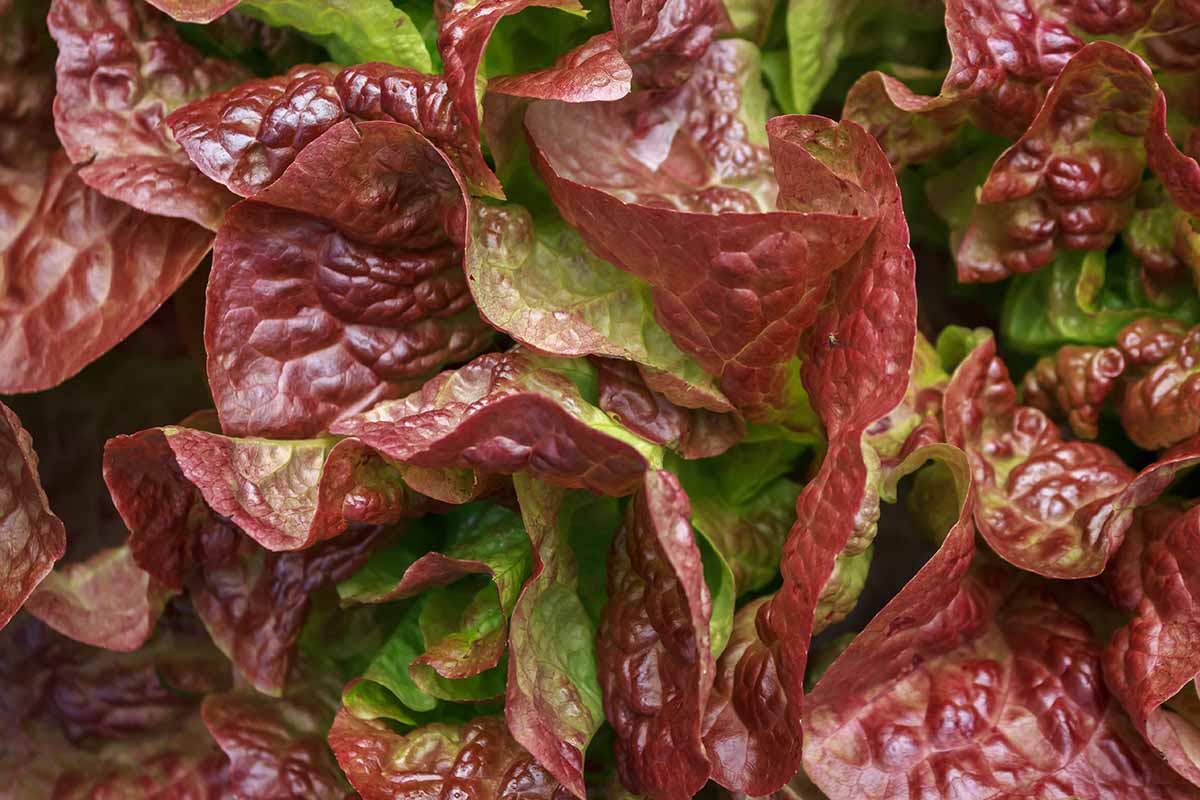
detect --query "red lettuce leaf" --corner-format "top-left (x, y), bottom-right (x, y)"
top-left (1102, 438), bottom-right (1200, 786)
top-left (328, 710), bottom-right (570, 800)
top-left (464, 203), bottom-right (736, 417)
top-left (1115, 317), bottom-right (1200, 451)
top-left (595, 359), bottom-right (744, 459)
top-left (717, 111), bottom-right (916, 794)
top-left (202, 682), bottom-right (350, 799)
top-left (0, 401), bottom-right (66, 631)
top-left (596, 470), bottom-right (713, 798)
top-left (526, 43), bottom-right (884, 422)
top-left (165, 64), bottom-right (343, 198)
top-left (507, 476), bottom-right (606, 798)
top-left (186, 518), bottom-right (389, 695)
top-left (167, 62), bottom-right (490, 201)
top-left (25, 545), bottom-right (173, 651)
top-left (841, 0), bottom-right (1083, 165)
top-left (1022, 343), bottom-right (1127, 440)
top-left (487, 31), bottom-right (631, 102)
top-left (47, 0), bottom-right (247, 229)
top-left (437, 0), bottom-right (589, 198)
top-left (0, 151), bottom-right (213, 393)
top-left (0, 613), bottom-right (233, 797)
top-left (331, 350), bottom-right (662, 496)
top-left (143, 0), bottom-right (238, 23)
top-left (104, 424), bottom-right (408, 554)
top-left (805, 572), bottom-right (1195, 798)
top-left (943, 335), bottom-right (1136, 578)
top-left (609, 0), bottom-right (729, 89)
top-left (103, 425), bottom-right (393, 693)
top-left (956, 43), bottom-right (1159, 283)
top-left (206, 118), bottom-right (492, 438)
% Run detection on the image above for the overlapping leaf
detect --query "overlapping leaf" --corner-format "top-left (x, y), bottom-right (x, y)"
top-left (206, 118), bottom-right (492, 437)
top-left (47, 0), bottom-right (247, 228)
top-left (332, 349), bottom-right (662, 496)
top-left (0, 402), bottom-right (65, 630)
top-left (527, 42), bottom-right (887, 422)
top-left (328, 710), bottom-right (571, 800)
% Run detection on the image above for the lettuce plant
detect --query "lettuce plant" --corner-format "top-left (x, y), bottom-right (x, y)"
top-left (9, 0), bottom-right (1200, 798)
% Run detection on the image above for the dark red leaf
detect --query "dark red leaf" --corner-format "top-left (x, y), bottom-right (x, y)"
top-left (596, 470), bottom-right (713, 799)
top-left (47, 0), bottom-right (246, 229)
top-left (0, 402), bottom-right (66, 630)
top-left (206, 118), bottom-right (491, 438)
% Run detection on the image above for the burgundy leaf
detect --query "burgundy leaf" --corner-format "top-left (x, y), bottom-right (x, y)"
top-left (487, 32), bottom-right (632, 102)
top-left (526, 46), bottom-right (883, 421)
top-left (0, 152), bottom-right (213, 393)
top-left (206, 118), bottom-right (492, 438)
top-left (1115, 318), bottom-right (1200, 450)
top-left (105, 424), bottom-right (406, 555)
top-left (956, 43), bottom-right (1159, 283)
top-left (805, 568), bottom-right (1196, 799)
top-left (328, 710), bottom-right (571, 800)
top-left (103, 426), bottom-right (392, 693)
top-left (167, 62), bottom-right (491, 201)
top-left (331, 350), bottom-right (661, 497)
top-left (841, 0), bottom-right (1080, 166)
top-left (0, 614), bottom-right (232, 798)
top-left (1102, 438), bottom-right (1200, 786)
top-left (47, 0), bottom-right (246, 229)
top-left (143, 0), bottom-right (238, 23)
top-left (840, 71), bottom-right (969, 169)
top-left (437, 0), bottom-right (589, 198)
top-left (202, 684), bottom-right (349, 799)
top-left (1022, 344), bottom-right (1127, 440)
top-left (596, 359), bottom-right (744, 460)
top-left (0, 401), bottom-right (66, 631)
top-left (596, 470), bottom-right (713, 799)
top-left (165, 64), bottom-right (344, 199)
top-left (702, 111), bottom-right (916, 794)
top-left (943, 335), bottom-right (1136, 578)
top-left (187, 518), bottom-right (388, 695)
top-left (25, 545), bottom-right (173, 651)
top-left (609, 0), bottom-right (729, 89)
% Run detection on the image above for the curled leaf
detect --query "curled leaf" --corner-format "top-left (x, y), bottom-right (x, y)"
top-left (206, 118), bottom-right (491, 438)
top-left (47, 0), bottom-right (246, 228)
top-left (0, 401), bottom-right (66, 630)
top-left (596, 470), bottom-right (713, 799)
top-left (331, 350), bottom-right (661, 496)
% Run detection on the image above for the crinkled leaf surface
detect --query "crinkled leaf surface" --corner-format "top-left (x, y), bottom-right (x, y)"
top-left (202, 678), bottom-right (350, 799)
top-left (944, 335), bottom-right (1136, 578)
top-left (48, 0), bottom-right (246, 228)
top-left (0, 401), bottom-right (65, 630)
top-left (594, 358), bottom-right (744, 460)
top-left (527, 44), bottom-right (887, 422)
top-left (957, 43), bottom-right (1159, 283)
top-left (487, 31), bottom-right (631, 102)
top-left (507, 477), bottom-right (606, 797)
top-left (805, 558), bottom-right (1196, 798)
top-left (703, 112), bottom-right (916, 795)
top-left (0, 151), bottom-right (213, 393)
top-left (609, 0), bottom-right (728, 89)
top-left (465, 202), bottom-right (732, 413)
top-left (25, 545), bottom-right (172, 651)
top-left (206, 118), bottom-right (491, 438)
top-left (596, 470), bottom-right (713, 799)
top-left (331, 349), bottom-right (662, 496)
top-left (167, 62), bottom-right (490, 199)
top-left (328, 710), bottom-right (571, 800)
